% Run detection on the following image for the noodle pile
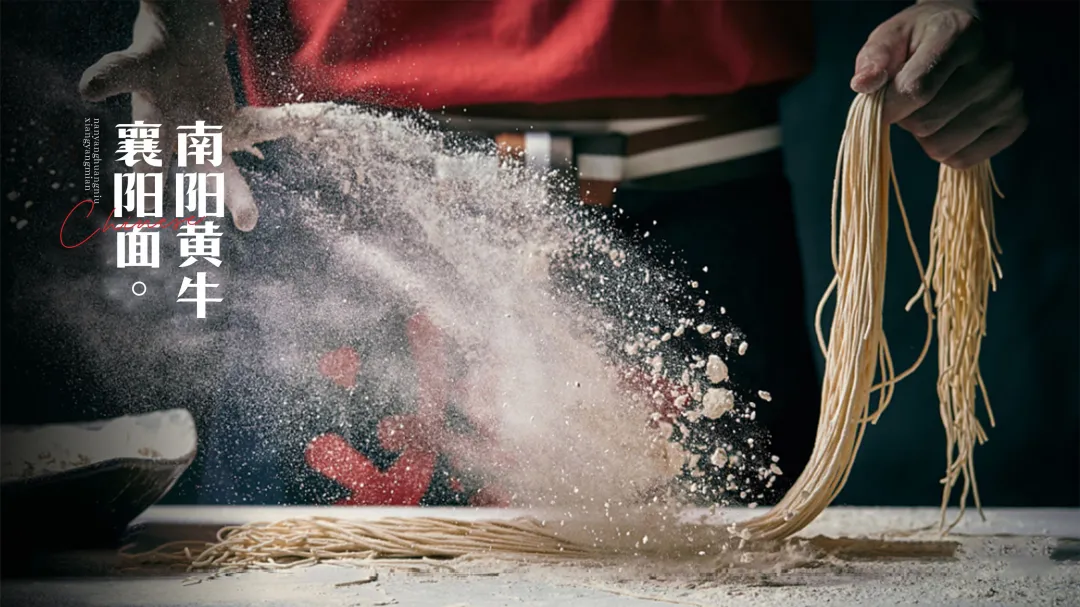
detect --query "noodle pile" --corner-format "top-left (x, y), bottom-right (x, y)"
top-left (123, 517), bottom-right (594, 573)
top-left (922, 162), bottom-right (1003, 531)
top-left (738, 90), bottom-right (933, 541)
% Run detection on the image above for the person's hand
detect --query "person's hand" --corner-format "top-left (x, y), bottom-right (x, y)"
top-left (851, 0), bottom-right (1027, 169)
top-left (80, 0), bottom-right (262, 230)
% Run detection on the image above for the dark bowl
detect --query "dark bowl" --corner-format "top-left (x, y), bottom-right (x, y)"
top-left (0, 409), bottom-right (197, 576)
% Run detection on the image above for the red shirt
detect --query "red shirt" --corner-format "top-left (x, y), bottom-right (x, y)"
top-left (222, 0), bottom-right (814, 110)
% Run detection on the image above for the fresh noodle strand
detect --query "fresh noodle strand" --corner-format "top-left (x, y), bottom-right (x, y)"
top-left (740, 90), bottom-right (933, 541)
top-left (925, 161), bottom-right (1002, 533)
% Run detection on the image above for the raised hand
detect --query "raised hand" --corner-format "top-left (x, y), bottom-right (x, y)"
top-left (852, 0), bottom-right (1027, 168)
top-left (79, 0), bottom-right (261, 230)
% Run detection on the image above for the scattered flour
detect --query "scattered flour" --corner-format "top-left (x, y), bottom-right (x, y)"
top-left (706, 355), bottom-right (729, 384)
top-left (23, 102), bottom-right (782, 520)
top-left (702, 388), bottom-right (735, 419)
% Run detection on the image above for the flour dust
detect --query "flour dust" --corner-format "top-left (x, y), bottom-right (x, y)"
top-left (32, 103), bottom-right (784, 526)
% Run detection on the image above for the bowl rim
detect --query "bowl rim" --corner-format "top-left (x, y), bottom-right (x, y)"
top-left (0, 408), bottom-right (198, 487)
top-left (0, 450), bottom-right (198, 489)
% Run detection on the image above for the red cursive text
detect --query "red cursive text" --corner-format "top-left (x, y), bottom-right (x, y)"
top-left (60, 198), bottom-right (208, 249)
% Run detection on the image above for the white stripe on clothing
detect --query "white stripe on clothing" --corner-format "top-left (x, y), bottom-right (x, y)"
top-left (576, 125), bottom-right (782, 181)
top-left (576, 154), bottom-right (624, 181)
top-left (623, 125), bottom-right (781, 180)
top-left (524, 132), bottom-right (552, 172)
top-left (440, 115), bottom-right (704, 136)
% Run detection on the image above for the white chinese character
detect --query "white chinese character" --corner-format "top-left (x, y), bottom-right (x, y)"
top-left (176, 173), bottom-right (225, 217)
top-left (177, 272), bottom-right (223, 319)
top-left (177, 121), bottom-right (223, 167)
top-left (116, 120), bottom-right (163, 167)
top-left (178, 221), bottom-right (223, 268)
top-left (116, 228), bottom-right (160, 268)
top-left (114, 172), bottom-right (163, 217)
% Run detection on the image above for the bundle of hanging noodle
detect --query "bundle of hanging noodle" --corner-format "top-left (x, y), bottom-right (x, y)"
top-left (738, 90), bottom-right (934, 541)
top-left (921, 161), bottom-right (1003, 532)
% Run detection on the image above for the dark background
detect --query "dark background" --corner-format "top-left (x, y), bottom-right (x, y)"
top-left (2, 0), bottom-right (1077, 507)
